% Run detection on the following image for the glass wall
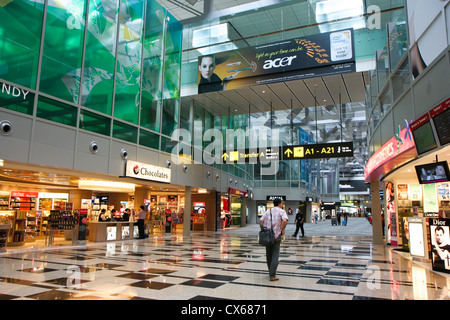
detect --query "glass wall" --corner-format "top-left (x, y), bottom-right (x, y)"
top-left (0, 0), bottom-right (183, 156)
top-left (39, 0), bottom-right (86, 104)
top-left (0, 0), bottom-right (44, 89)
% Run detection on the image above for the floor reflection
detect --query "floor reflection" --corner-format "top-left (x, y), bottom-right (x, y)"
top-left (0, 221), bottom-right (449, 300)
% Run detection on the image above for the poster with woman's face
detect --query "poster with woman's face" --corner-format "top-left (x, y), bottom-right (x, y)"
top-left (386, 181), bottom-right (397, 245)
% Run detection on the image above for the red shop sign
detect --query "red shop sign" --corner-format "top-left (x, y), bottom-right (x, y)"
top-left (10, 191), bottom-right (39, 198)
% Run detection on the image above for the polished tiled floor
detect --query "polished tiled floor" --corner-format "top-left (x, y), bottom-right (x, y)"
top-left (0, 218), bottom-right (449, 301)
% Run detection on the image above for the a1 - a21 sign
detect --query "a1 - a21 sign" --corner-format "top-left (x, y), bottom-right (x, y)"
top-left (282, 141), bottom-right (354, 160)
top-left (222, 142), bottom-right (354, 163)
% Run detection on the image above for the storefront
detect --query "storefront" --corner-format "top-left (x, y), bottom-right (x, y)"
top-left (228, 188), bottom-right (247, 227)
top-left (219, 194), bottom-right (231, 229)
top-left (256, 196), bottom-right (286, 221)
top-left (320, 201), bottom-right (340, 219)
top-left (366, 96), bottom-right (450, 274)
top-left (256, 196), bottom-right (307, 223)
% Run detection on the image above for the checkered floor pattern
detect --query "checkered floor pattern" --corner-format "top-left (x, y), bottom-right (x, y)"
top-left (0, 219), bottom-right (449, 301)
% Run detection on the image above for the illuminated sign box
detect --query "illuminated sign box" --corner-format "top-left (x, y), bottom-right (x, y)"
top-left (282, 141), bottom-right (354, 160)
top-left (125, 160), bottom-right (171, 183)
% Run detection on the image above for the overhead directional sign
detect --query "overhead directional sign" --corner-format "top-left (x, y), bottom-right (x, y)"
top-left (282, 141), bottom-right (354, 160)
top-left (222, 147), bottom-right (279, 163)
top-left (221, 142), bottom-right (353, 163)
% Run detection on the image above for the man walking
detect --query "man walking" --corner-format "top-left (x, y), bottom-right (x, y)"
top-left (260, 198), bottom-right (288, 281)
top-left (292, 209), bottom-right (305, 238)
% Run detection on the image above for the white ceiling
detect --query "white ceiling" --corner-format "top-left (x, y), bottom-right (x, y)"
top-left (184, 71), bottom-right (369, 116)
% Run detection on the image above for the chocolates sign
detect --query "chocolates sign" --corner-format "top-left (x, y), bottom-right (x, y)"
top-left (125, 160), bottom-right (171, 183)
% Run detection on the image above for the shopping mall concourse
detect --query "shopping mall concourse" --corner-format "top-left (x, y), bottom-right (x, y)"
top-left (1, 0), bottom-right (450, 302)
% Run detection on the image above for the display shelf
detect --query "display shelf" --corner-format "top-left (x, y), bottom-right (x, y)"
top-left (36, 211), bottom-right (50, 237)
top-left (25, 211), bottom-right (37, 242)
top-left (10, 197), bottom-right (36, 210)
top-left (49, 210), bottom-right (76, 230)
top-left (9, 210), bottom-right (29, 246)
top-left (0, 224), bottom-right (11, 251)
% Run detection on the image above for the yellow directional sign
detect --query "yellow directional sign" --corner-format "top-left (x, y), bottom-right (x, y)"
top-left (230, 151), bottom-right (239, 161)
top-left (221, 148), bottom-right (280, 163)
top-left (284, 148), bottom-right (293, 157)
top-left (293, 147), bottom-right (304, 158)
top-left (282, 142), bottom-right (353, 160)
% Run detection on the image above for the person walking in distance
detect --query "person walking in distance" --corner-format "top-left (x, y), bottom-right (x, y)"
top-left (137, 205), bottom-right (147, 239)
top-left (259, 198), bottom-right (289, 281)
top-left (292, 209), bottom-right (305, 238)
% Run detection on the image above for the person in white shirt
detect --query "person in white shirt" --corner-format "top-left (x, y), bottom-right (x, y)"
top-left (259, 198), bottom-right (288, 281)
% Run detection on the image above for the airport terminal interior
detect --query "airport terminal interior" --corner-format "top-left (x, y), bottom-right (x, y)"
top-left (1, 0), bottom-right (450, 302)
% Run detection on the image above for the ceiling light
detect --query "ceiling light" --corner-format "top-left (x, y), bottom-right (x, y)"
top-left (193, 23), bottom-right (238, 55)
top-left (311, 0), bottom-right (365, 32)
top-left (78, 180), bottom-right (135, 193)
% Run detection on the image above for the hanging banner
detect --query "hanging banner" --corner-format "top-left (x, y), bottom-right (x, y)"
top-left (423, 183), bottom-right (439, 216)
top-left (197, 29), bottom-right (355, 93)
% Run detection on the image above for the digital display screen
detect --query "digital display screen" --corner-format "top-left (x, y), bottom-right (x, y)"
top-left (415, 161), bottom-right (450, 184)
top-left (411, 121), bottom-right (437, 155)
top-left (432, 107), bottom-right (450, 146)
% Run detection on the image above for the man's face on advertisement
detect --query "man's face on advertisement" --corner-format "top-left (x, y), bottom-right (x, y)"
top-left (436, 229), bottom-right (445, 245)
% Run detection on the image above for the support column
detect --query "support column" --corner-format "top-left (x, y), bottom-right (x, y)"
top-left (183, 186), bottom-right (192, 238)
top-left (134, 187), bottom-right (148, 211)
top-left (241, 196), bottom-right (246, 227)
top-left (370, 180), bottom-right (384, 245)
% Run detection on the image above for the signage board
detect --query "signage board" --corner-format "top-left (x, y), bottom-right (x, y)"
top-left (282, 141), bottom-right (353, 160)
top-left (222, 147), bottom-right (279, 163)
top-left (429, 218), bottom-right (450, 273)
top-left (197, 29), bottom-right (355, 93)
top-left (266, 195), bottom-right (286, 201)
top-left (410, 113), bottom-right (438, 155)
top-left (407, 217), bottom-right (427, 259)
top-left (430, 97), bottom-right (450, 147)
top-left (125, 160), bottom-right (171, 183)
top-left (222, 142), bottom-right (353, 163)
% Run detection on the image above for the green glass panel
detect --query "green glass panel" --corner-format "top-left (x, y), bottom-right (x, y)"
top-left (161, 135), bottom-right (182, 154)
top-left (161, 98), bottom-right (178, 136)
top-left (113, 0), bottom-right (144, 124)
top-left (139, 129), bottom-right (159, 150)
top-left (0, 81), bottom-right (34, 115)
top-left (39, 0), bottom-right (86, 104)
top-left (80, 110), bottom-right (111, 136)
top-left (82, 0), bottom-right (118, 115)
top-left (37, 96), bottom-right (77, 126)
top-left (161, 13), bottom-right (182, 136)
top-left (113, 120), bottom-right (137, 143)
top-left (179, 99), bottom-right (192, 133)
top-left (140, 0), bottom-right (164, 132)
top-left (0, 0), bottom-right (43, 89)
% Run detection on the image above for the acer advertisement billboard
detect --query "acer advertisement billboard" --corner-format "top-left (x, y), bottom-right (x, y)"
top-left (197, 29), bottom-right (355, 94)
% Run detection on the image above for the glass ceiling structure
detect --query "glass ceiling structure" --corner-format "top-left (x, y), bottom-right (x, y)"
top-left (157, 0), bottom-right (406, 198)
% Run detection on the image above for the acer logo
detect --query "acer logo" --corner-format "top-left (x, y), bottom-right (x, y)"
top-left (263, 55), bottom-right (297, 69)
